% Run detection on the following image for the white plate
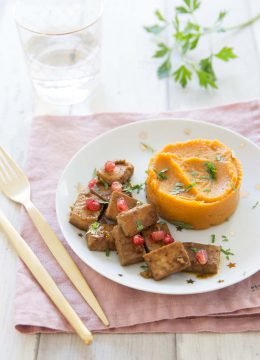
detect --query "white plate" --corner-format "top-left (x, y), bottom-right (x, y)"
top-left (56, 119), bottom-right (260, 295)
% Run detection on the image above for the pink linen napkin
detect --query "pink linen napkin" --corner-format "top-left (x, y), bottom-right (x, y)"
top-left (15, 100), bottom-right (260, 334)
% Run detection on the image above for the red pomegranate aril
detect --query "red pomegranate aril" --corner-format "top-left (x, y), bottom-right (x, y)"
top-left (85, 198), bottom-right (101, 211)
top-left (111, 181), bottom-right (123, 192)
top-left (88, 178), bottom-right (98, 189)
top-left (116, 198), bottom-right (129, 212)
top-left (104, 160), bottom-right (116, 173)
top-left (132, 234), bottom-right (144, 246)
top-left (151, 230), bottom-right (166, 242)
top-left (195, 249), bottom-right (208, 265)
top-left (163, 233), bottom-right (175, 245)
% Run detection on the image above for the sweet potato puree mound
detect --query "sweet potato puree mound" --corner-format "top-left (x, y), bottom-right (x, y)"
top-left (146, 139), bottom-right (243, 229)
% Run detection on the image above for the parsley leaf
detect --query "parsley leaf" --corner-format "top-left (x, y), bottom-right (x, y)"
top-left (155, 9), bottom-right (166, 22)
top-left (252, 201), bottom-right (259, 209)
top-left (170, 221), bottom-right (194, 231)
top-left (221, 247), bottom-right (234, 260)
top-left (154, 168), bottom-right (168, 181)
top-left (140, 142), bottom-right (155, 153)
top-left (157, 57), bottom-right (171, 79)
top-left (99, 178), bottom-right (109, 189)
top-left (204, 162), bottom-right (217, 180)
top-left (211, 234), bottom-right (216, 243)
top-left (153, 43), bottom-right (171, 58)
top-left (88, 222), bottom-right (100, 235)
top-left (215, 47), bottom-right (237, 62)
top-left (171, 182), bottom-right (196, 195)
top-left (173, 65), bottom-right (192, 87)
top-left (144, 24), bottom-right (165, 34)
top-left (136, 219), bottom-right (144, 232)
top-left (196, 70), bottom-right (218, 89)
top-left (123, 182), bottom-right (144, 195)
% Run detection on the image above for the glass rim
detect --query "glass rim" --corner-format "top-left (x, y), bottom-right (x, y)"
top-left (13, 2), bottom-right (104, 36)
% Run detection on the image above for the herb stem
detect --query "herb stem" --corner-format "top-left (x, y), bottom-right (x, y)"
top-left (224, 13), bottom-right (260, 32)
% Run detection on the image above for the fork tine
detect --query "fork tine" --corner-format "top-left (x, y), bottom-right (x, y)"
top-left (0, 162), bottom-right (9, 184)
top-left (0, 147), bottom-right (26, 180)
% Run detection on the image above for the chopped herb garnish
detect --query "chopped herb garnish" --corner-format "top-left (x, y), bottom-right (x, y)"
top-left (140, 142), bottom-right (155, 153)
top-left (230, 183), bottom-right (237, 191)
top-left (199, 175), bottom-right (210, 180)
top-left (171, 182), bottom-right (196, 195)
top-left (123, 182), bottom-right (145, 194)
top-left (99, 178), bottom-right (109, 189)
top-left (186, 279), bottom-right (195, 284)
top-left (221, 247), bottom-right (234, 260)
top-left (216, 155), bottom-right (224, 162)
top-left (221, 235), bottom-right (229, 242)
top-left (92, 168), bottom-right (97, 178)
top-left (136, 219), bottom-right (144, 232)
top-left (140, 264), bottom-right (149, 269)
top-left (78, 233), bottom-right (84, 238)
top-left (105, 248), bottom-right (110, 257)
top-left (252, 201), bottom-right (259, 209)
top-left (190, 170), bottom-right (198, 177)
top-left (154, 168), bottom-right (168, 181)
top-left (204, 162), bottom-right (217, 180)
top-left (88, 222), bottom-right (100, 235)
top-left (203, 188), bottom-right (211, 192)
top-left (190, 247), bottom-right (199, 253)
top-left (118, 273), bottom-right (123, 277)
top-left (170, 221), bottom-right (194, 231)
top-left (211, 234), bottom-right (216, 243)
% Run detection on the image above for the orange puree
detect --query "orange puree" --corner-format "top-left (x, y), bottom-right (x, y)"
top-left (145, 139), bottom-right (243, 229)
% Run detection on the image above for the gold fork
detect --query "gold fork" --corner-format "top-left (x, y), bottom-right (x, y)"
top-left (0, 147), bottom-right (109, 326)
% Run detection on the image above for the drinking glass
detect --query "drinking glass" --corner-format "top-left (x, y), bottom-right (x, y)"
top-left (15, 0), bottom-right (103, 105)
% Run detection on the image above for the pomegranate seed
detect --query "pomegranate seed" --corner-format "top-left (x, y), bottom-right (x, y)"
top-left (104, 161), bottom-right (116, 173)
top-left (151, 230), bottom-right (166, 242)
top-left (85, 198), bottom-right (101, 211)
top-left (132, 234), bottom-right (144, 246)
top-left (195, 249), bottom-right (208, 265)
top-left (88, 178), bottom-right (98, 189)
top-left (116, 198), bottom-right (129, 212)
top-left (163, 233), bottom-right (175, 245)
top-left (111, 181), bottom-right (123, 192)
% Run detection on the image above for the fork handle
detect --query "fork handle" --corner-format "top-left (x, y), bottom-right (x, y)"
top-left (0, 208), bottom-right (93, 344)
top-left (24, 200), bottom-right (109, 326)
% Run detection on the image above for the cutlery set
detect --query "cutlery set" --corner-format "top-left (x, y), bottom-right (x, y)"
top-left (0, 147), bottom-right (108, 344)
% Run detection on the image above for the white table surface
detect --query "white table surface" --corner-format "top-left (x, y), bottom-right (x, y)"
top-left (1, 0), bottom-right (260, 359)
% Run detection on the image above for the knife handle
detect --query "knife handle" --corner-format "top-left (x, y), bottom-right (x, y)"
top-left (0, 208), bottom-right (93, 345)
top-left (24, 200), bottom-right (109, 326)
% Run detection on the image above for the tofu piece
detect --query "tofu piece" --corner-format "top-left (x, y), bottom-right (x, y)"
top-left (105, 191), bottom-right (138, 221)
top-left (86, 224), bottom-right (116, 251)
top-left (117, 203), bottom-right (158, 237)
top-left (69, 192), bottom-right (103, 231)
top-left (143, 242), bottom-right (190, 280)
top-left (142, 222), bottom-right (171, 252)
top-left (90, 181), bottom-right (112, 202)
top-left (183, 242), bottom-right (221, 275)
top-left (97, 160), bottom-right (134, 185)
top-left (112, 225), bottom-right (145, 266)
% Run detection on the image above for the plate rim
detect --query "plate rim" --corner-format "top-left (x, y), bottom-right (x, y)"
top-left (55, 117), bottom-right (260, 295)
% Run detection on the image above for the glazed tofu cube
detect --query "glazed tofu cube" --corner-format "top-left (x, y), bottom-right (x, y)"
top-left (117, 203), bottom-right (158, 237)
top-left (112, 225), bottom-right (145, 266)
top-left (86, 224), bottom-right (116, 251)
top-left (90, 181), bottom-right (112, 202)
top-left (105, 191), bottom-right (138, 221)
top-left (97, 160), bottom-right (134, 185)
top-left (143, 242), bottom-right (190, 280)
top-left (69, 192), bottom-right (103, 231)
top-left (183, 242), bottom-right (221, 274)
top-left (142, 222), bottom-right (171, 252)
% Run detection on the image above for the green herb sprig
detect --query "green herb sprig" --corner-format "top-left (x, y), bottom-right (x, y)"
top-left (171, 182), bottom-right (196, 195)
top-left (123, 182), bottom-right (145, 195)
top-left (221, 247), bottom-right (234, 260)
top-left (144, 1), bottom-right (260, 89)
top-left (154, 168), bottom-right (168, 181)
top-left (136, 219), bottom-right (144, 232)
top-left (205, 162), bottom-right (217, 180)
